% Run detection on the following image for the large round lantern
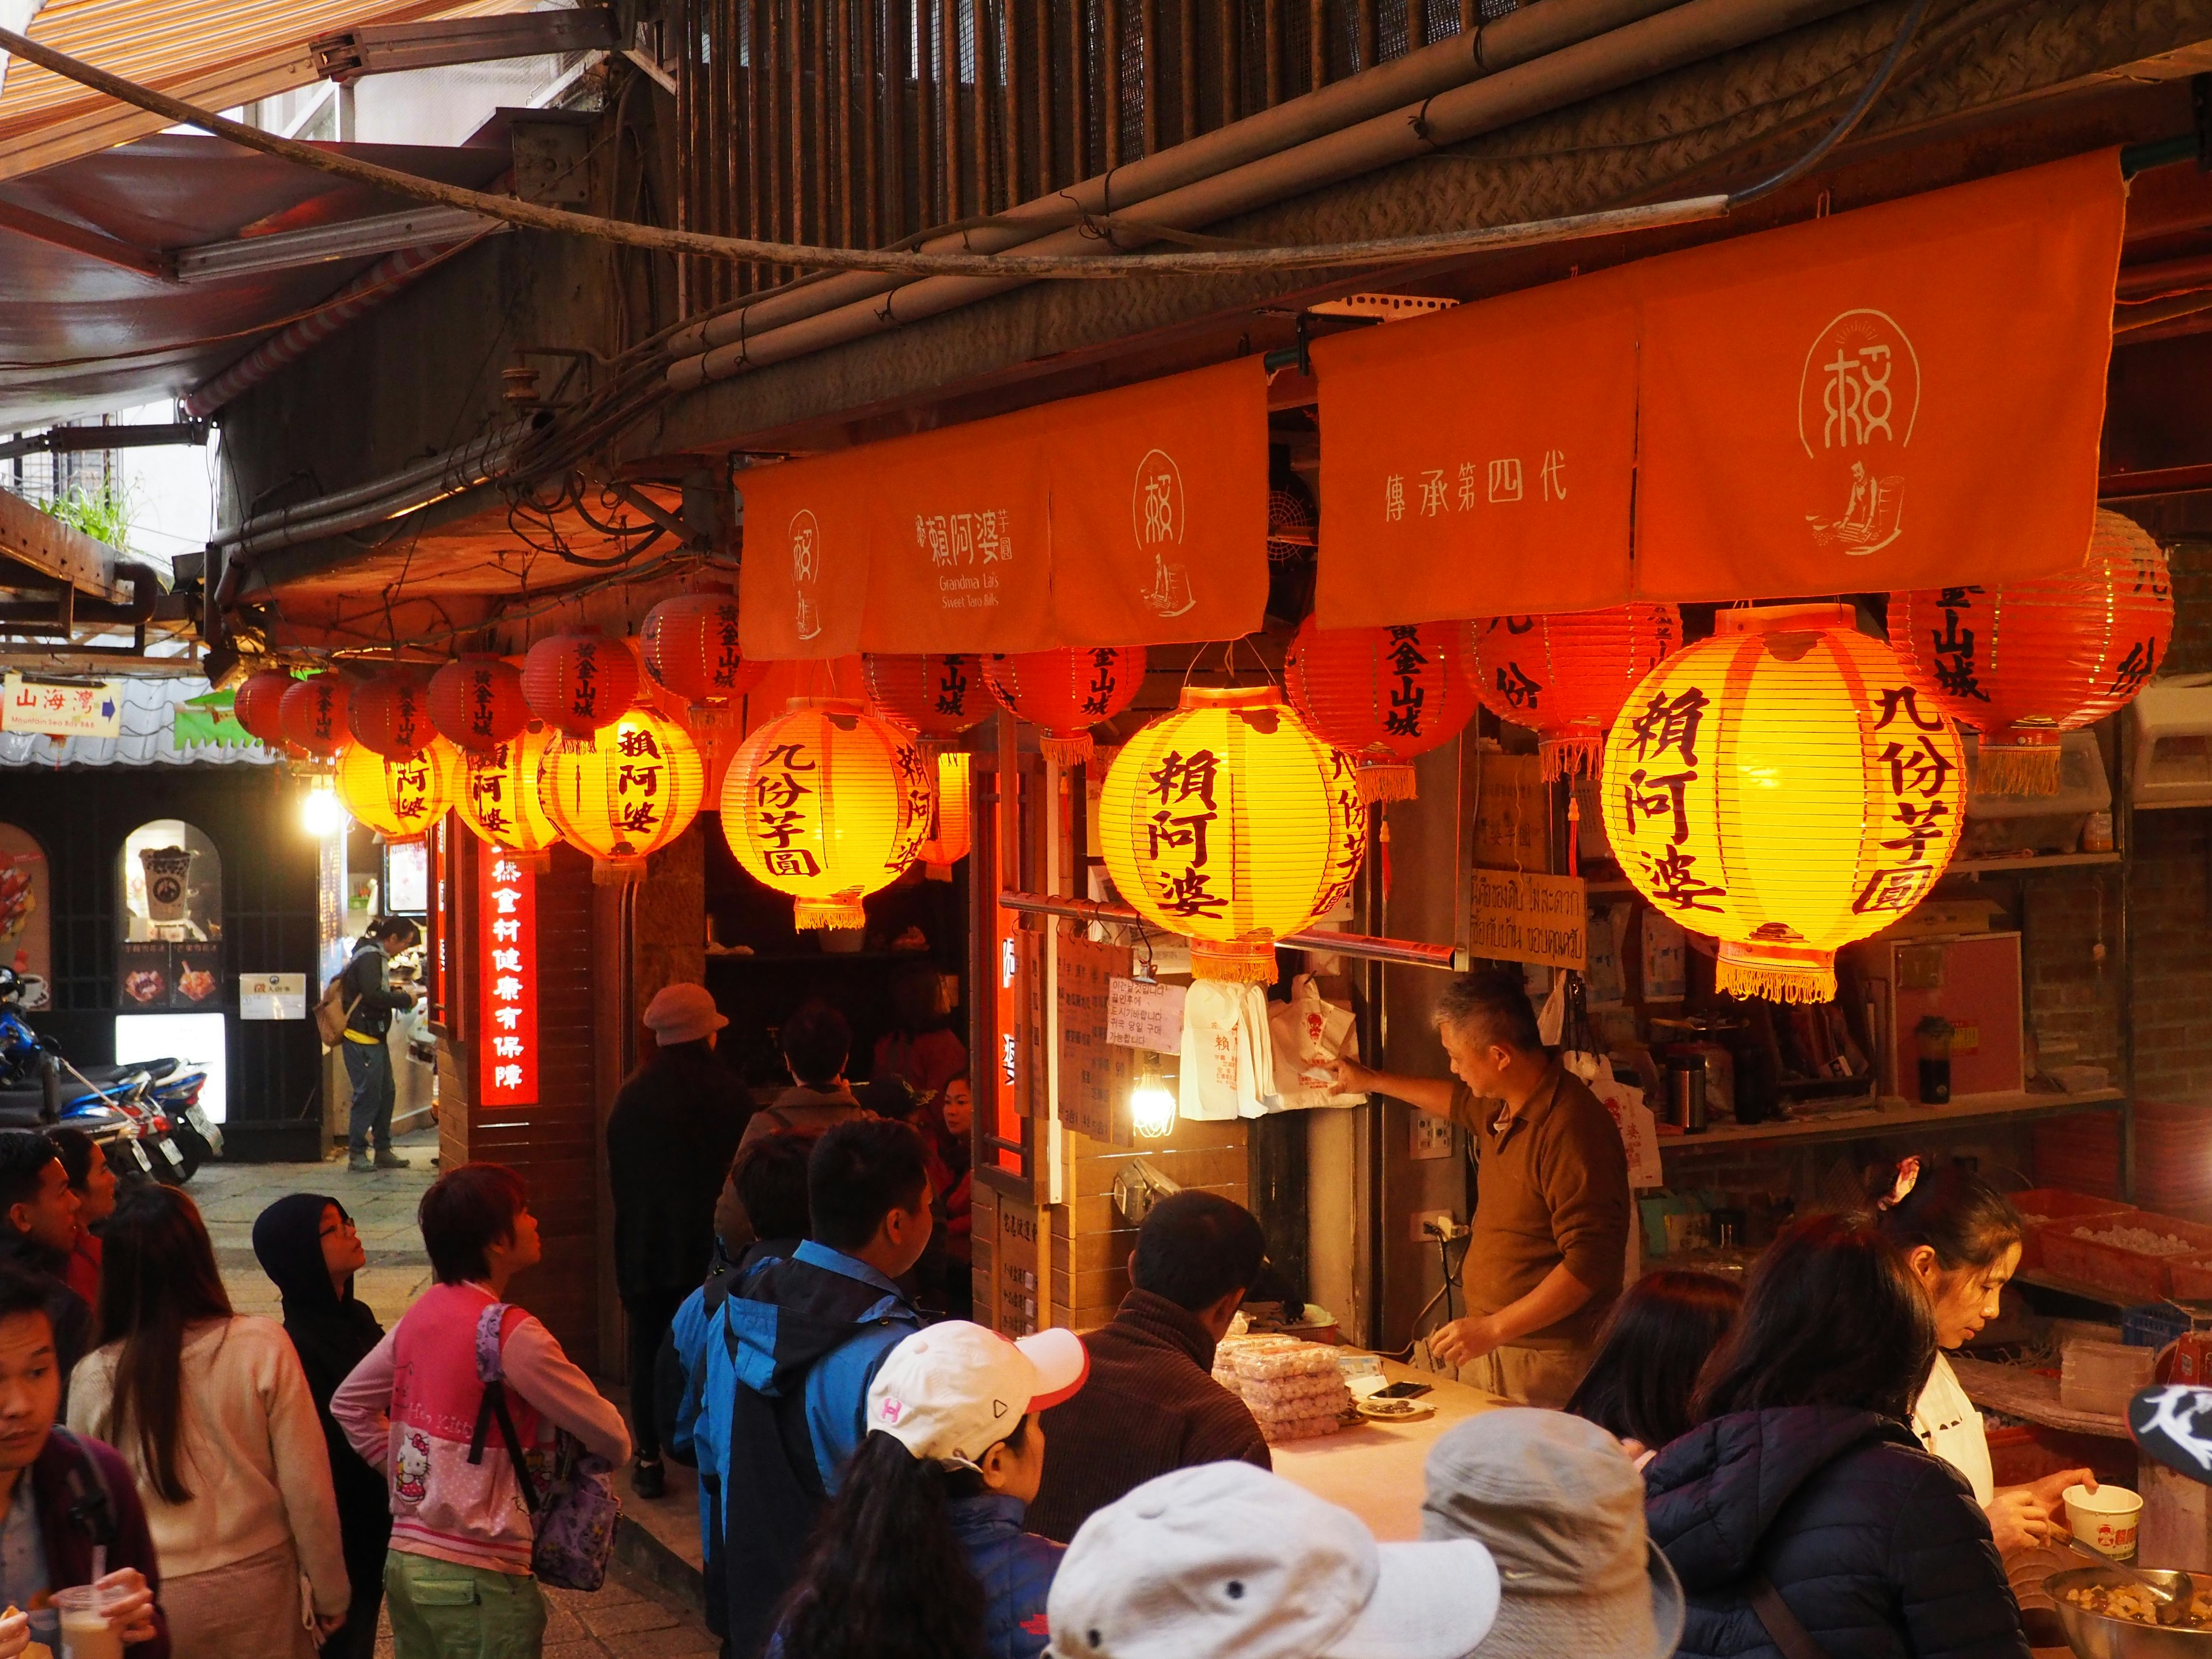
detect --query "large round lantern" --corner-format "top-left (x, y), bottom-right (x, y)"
top-left (1284, 620), bottom-right (1480, 803)
top-left (347, 673), bottom-right (434, 758)
top-left (1099, 685), bottom-right (1368, 983)
top-left (539, 707), bottom-right (704, 884)
top-left (233, 669), bottom-right (296, 750)
top-left (721, 700), bottom-right (934, 929)
top-left (918, 750), bottom-right (973, 874)
top-left (1600, 605), bottom-right (1967, 1006)
top-left (334, 738), bottom-right (457, 843)
top-left (279, 675), bottom-right (350, 759)
top-left (641, 593), bottom-right (768, 729)
top-left (863, 653), bottom-right (994, 743)
top-left (1889, 509), bottom-right (2173, 796)
top-left (428, 656), bottom-right (530, 754)
top-left (985, 647), bottom-right (1145, 767)
top-left (455, 729), bottom-right (561, 857)
top-left (522, 632), bottom-right (641, 749)
top-left (1472, 605), bottom-right (1682, 779)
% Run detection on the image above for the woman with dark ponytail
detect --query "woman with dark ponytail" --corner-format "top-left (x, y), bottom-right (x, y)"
top-left (775, 1321), bottom-right (1089, 1659)
top-left (1872, 1155), bottom-right (2097, 1558)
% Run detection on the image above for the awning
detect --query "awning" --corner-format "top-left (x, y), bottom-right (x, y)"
top-left (0, 0), bottom-right (525, 183)
top-left (0, 131), bottom-right (508, 430)
top-left (737, 358), bottom-right (1271, 658)
top-left (1314, 150), bottom-right (2126, 621)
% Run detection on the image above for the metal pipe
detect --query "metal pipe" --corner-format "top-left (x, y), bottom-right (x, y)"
top-left (667, 0), bottom-right (1861, 391)
top-left (995, 889), bottom-right (1459, 968)
top-left (665, 0), bottom-right (1685, 358)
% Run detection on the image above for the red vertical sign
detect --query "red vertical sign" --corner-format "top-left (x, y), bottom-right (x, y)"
top-left (427, 819), bottom-right (449, 1027)
top-left (478, 853), bottom-right (537, 1107)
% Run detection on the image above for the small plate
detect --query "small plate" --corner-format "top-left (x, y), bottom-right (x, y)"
top-left (1358, 1397), bottom-right (1437, 1422)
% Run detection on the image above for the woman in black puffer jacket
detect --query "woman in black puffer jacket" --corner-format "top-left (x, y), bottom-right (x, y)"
top-left (1643, 1211), bottom-right (2030, 1659)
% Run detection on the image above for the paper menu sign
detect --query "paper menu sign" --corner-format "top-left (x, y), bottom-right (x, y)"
top-left (238, 972), bottom-right (306, 1021)
top-left (1596, 1077), bottom-right (1665, 1191)
top-left (1106, 977), bottom-right (1184, 1054)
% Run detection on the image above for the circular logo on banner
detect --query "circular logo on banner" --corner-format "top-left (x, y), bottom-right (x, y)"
top-left (1131, 448), bottom-right (1194, 620)
top-left (1797, 309), bottom-right (1921, 558)
top-left (790, 509), bottom-right (823, 642)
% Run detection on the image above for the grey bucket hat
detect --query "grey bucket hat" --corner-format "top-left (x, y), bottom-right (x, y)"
top-left (1421, 1408), bottom-right (1685, 1659)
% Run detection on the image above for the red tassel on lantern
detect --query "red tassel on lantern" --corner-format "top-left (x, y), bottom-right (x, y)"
top-left (427, 656), bottom-right (530, 753)
top-left (1284, 619), bottom-right (1479, 802)
top-left (233, 671), bottom-right (295, 751)
top-left (347, 674), bottom-right (434, 758)
top-left (862, 654), bottom-right (994, 744)
top-left (984, 647), bottom-right (1146, 767)
top-left (642, 593), bottom-right (767, 751)
top-left (278, 675), bottom-right (349, 759)
top-left (1470, 605), bottom-right (1683, 781)
top-left (522, 632), bottom-right (641, 751)
top-left (1890, 509), bottom-right (2174, 796)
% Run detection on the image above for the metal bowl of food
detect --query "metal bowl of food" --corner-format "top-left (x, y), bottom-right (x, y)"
top-left (2050, 1567), bottom-right (2212, 1658)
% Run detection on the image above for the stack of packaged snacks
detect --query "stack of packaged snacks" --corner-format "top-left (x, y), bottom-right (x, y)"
top-left (1231, 1342), bottom-right (1353, 1443)
top-left (1211, 1332), bottom-right (1298, 1396)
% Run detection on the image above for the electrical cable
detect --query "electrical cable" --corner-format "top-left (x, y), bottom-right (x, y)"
top-left (1724, 0), bottom-right (1934, 205)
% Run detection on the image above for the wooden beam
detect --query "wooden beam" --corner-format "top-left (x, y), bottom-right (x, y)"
top-left (0, 488), bottom-right (121, 602)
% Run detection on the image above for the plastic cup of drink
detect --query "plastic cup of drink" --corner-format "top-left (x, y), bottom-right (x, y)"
top-left (2064, 1484), bottom-right (2145, 1562)
top-left (52, 1586), bottom-right (123, 1659)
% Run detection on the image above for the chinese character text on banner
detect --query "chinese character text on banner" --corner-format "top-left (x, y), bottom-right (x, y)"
top-left (478, 854), bottom-right (537, 1107)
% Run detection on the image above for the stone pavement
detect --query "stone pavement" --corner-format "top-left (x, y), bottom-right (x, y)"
top-left (188, 1131), bottom-right (721, 1657)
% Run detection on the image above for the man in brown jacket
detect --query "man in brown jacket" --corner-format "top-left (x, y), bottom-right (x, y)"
top-left (1332, 969), bottom-right (1630, 1408)
top-left (1024, 1191), bottom-right (1271, 1543)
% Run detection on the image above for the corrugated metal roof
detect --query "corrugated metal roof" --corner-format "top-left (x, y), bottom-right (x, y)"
top-left (0, 675), bottom-right (278, 766)
top-left (0, 0), bottom-right (535, 181)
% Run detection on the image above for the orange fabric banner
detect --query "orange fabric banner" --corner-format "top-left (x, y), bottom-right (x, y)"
top-left (1634, 150), bottom-right (2123, 601)
top-left (1310, 151), bottom-right (2123, 620)
top-left (734, 447), bottom-right (874, 660)
top-left (1312, 268), bottom-right (1641, 624)
top-left (738, 360), bottom-right (1270, 657)
top-left (1040, 358), bottom-right (1271, 645)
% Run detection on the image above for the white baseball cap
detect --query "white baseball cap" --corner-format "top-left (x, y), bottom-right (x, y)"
top-left (866, 1320), bottom-right (1090, 1468)
top-left (1047, 1461), bottom-right (1501, 1659)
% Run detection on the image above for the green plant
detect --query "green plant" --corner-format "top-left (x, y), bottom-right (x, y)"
top-left (44, 481), bottom-right (131, 551)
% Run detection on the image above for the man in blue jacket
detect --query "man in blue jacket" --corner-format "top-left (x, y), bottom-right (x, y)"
top-left (662, 1130), bottom-right (815, 1650)
top-left (714, 1119), bottom-right (933, 1659)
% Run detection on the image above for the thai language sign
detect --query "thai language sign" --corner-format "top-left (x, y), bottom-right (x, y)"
top-left (1468, 869), bottom-right (1589, 971)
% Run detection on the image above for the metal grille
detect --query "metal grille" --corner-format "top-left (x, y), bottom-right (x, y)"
top-left (673, 0), bottom-right (1480, 309)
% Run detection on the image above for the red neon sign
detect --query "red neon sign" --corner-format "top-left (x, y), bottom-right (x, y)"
top-left (478, 853), bottom-right (538, 1107)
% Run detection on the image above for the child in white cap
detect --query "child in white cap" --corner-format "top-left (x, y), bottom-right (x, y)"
top-left (774, 1320), bottom-right (1090, 1659)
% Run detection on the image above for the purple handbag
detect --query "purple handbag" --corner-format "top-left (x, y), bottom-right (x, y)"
top-left (466, 1301), bottom-right (623, 1591)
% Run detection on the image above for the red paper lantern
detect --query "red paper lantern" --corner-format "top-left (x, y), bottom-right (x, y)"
top-left (984, 647), bottom-right (1146, 767)
top-left (427, 656), bottom-right (530, 753)
top-left (347, 673), bottom-right (434, 758)
top-left (1284, 619), bottom-right (1480, 802)
top-left (862, 654), bottom-right (994, 741)
top-left (233, 671), bottom-right (295, 749)
top-left (278, 675), bottom-right (349, 759)
top-left (642, 593), bottom-right (768, 710)
top-left (1470, 605), bottom-right (1683, 779)
top-left (918, 750), bottom-right (973, 874)
top-left (522, 633), bottom-right (640, 747)
top-left (1889, 509), bottom-right (2174, 795)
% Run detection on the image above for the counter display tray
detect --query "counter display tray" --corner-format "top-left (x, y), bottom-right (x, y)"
top-left (1949, 1354), bottom-right (2129, 1439)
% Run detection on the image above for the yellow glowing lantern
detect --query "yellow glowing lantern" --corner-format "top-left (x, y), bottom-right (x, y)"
top-left (918, 749), bottom-right (973, 875)
top-left (334, 739), bottom-right (457, 843)
top-left (455, 728), bottom-right (562, 858)
top-left (720, 699), bottom-right (935, 929)
top-left (1099, 685), bottom-right (1368, 983)
top-left (1600, 605), bottom-right (1967, 1005)
top-left (538, 708), bottom-right (705, 883)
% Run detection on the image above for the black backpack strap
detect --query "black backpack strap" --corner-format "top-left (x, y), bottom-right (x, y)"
top-left (1745, 1578), bottom-right (1829, 1659)
top-left (469, 1380), bottom-right (543, 1514)
top-left (46, 1427), bottom-right (117, 1549)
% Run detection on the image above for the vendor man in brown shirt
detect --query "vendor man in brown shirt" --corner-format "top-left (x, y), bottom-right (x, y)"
top-left (1331, 968), bottom-right (1630, 1407)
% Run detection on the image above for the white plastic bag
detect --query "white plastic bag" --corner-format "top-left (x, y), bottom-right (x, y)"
top-left (1268, 974), bottom-right (1368, 1111)
top-left (1179, 980), bottom-right (1277, 1120)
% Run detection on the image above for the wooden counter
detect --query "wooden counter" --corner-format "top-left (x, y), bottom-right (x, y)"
top-left (1268, 1360), bottom-right (1511, 1540)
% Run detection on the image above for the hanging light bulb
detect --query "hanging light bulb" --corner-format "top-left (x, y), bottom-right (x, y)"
top-left (1129, 1071), bottom-right (1178, 1139)
top-left (300, 781), bottom-right (348, 838)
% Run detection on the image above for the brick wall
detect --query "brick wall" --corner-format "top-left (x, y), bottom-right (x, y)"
top-left (2131, 809), bottom-right (2212, 1103)
top-left (2020, 868), bottom-right (2122, 1074)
